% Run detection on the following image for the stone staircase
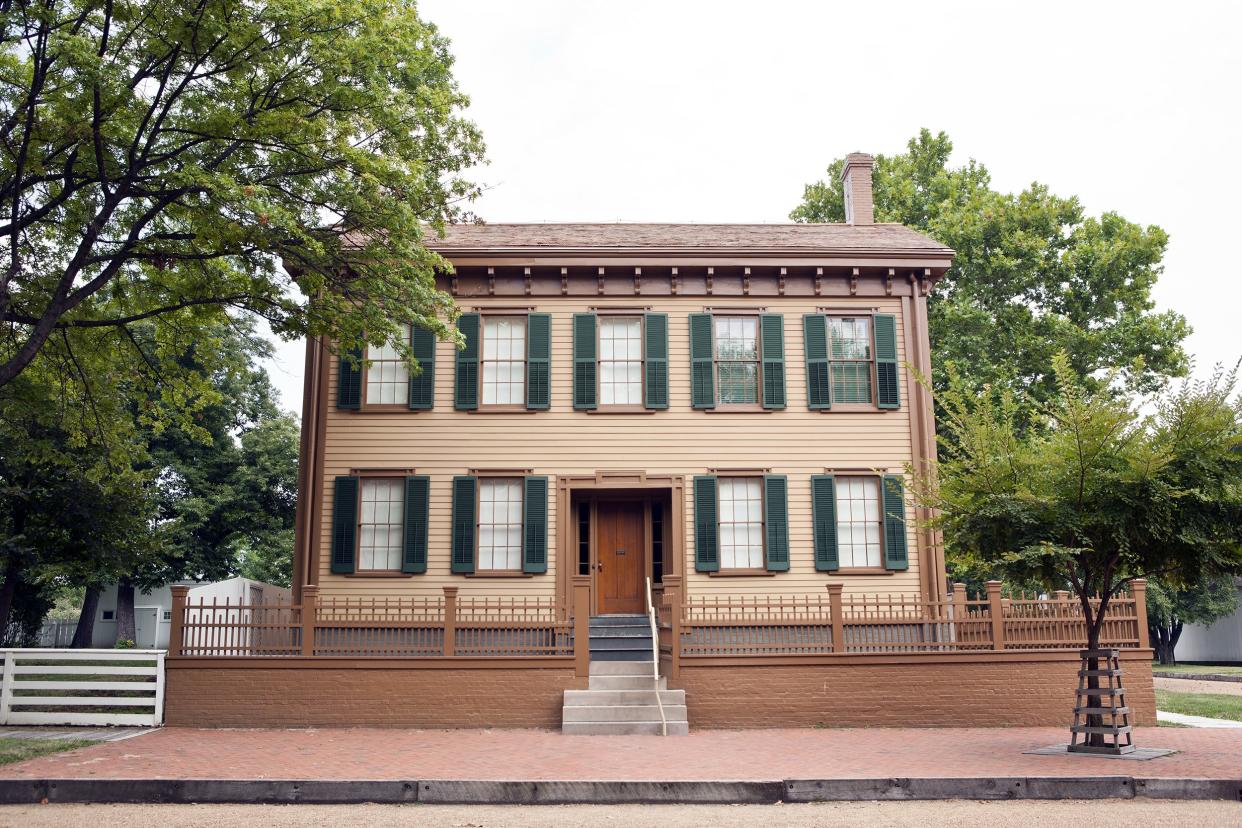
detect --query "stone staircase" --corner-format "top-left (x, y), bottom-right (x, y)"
top-left (561, 615), bottom-right (688, 735)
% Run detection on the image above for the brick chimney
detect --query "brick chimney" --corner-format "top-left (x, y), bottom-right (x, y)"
top-left (840, 152), bottom-right (875, 225)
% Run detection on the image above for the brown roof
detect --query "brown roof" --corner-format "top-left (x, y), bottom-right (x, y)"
top-left (424, 222), bottom-right (952, 255)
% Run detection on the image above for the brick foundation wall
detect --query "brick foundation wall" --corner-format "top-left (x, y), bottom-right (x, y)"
top-left (165, 662), bottom-right (586, 728)
top-left (676, 651), bottom-right (1156, 728)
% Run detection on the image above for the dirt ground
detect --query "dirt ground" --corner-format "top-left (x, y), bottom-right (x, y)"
top-left (1156, 676), bottom-right (1242, 696)
top-left (1, 801), bottom-right (1240, 828)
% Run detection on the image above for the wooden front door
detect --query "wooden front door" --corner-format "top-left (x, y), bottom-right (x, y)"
top-left (596, 500), bottom-right (646, 614)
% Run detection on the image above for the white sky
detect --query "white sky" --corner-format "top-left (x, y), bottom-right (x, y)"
top-left (263, 0), bottom-right (1242, 416)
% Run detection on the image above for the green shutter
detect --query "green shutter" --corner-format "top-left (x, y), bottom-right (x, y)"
top-left (644, 313), bottom-right (669, 409)
top-left (450, 475), bottom-right (477, 574)
top-left (573, 313), bottom-right (597, 410)
top-left (402, 476), bottom-right (430, 573)
top-left (337, 344), bottom-right (362, 410)
top-left (330, 476), bottom-right (359, 574)
top-left (763, 474), bottom-right (789, 571)
top-left (760, 314), bottom-right (786, 410)
top-left (882, 474), bottom-right (909, 570)
top-left (811, 475), bottom-right (839, 571)
top-left (526, 313), bottom-right (551, 410)
top-left (408, 326), bottom-right (436, 410)
top-left (689, 313), bottom-right (715, 409)
top-left (523, 476), bottom-right (549, 574)
top-left (693, 475), bottom-right (719, 572)
top-left (874, 314), bottom-right (901, 410)
top-left (803, 315), bottom-right (831, 410)
top-left (454, 313), bottom-right (480, 410)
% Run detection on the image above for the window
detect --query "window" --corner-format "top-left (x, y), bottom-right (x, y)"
top-left (577, 501), bottom-right (591, 576)
top-left (828, 317), bottom-right (873, 404)
top-left (102, 609), bottom-right (115, 621)
top-left (365, 324), bottom-right (411, 405)
top-left (358, 478), bottom-right (405, 571)
top-left (651, 502), bottom-right (664, 583)
top-left (481, 317), bottom-right (526, 405)
top-left (718, 477), bottom-right (763, 568)
top-left (836, 476), bottom-right (882, 568)
top-left (599, 317), bottom-right (643, 405)
top-left (163, 610), bottom-right (172, 621)
top-left (479, 478), bottom-right (523, 570)
top-left (714, 316), bottom-right (760, 405)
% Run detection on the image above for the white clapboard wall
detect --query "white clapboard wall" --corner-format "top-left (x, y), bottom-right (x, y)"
top-left (0, 649), bottom-right (164, 727)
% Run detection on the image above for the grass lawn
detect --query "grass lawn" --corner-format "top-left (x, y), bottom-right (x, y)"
top-left (1152, 664), bottom-right (1242, 676)
top-left (0, 737), bottom-right (98, 766)
top-left (1155, 689), bottom-right (1242, 721)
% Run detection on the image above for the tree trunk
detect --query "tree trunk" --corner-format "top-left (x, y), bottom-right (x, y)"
top-left (0, 562), bottom-right (19, 643)
top-left (71, 585), bottom-right (101, 648)
top-left (1169, 621), bottom-right (1183, 666)
top-left (114, 579), bottom-right (136, 645)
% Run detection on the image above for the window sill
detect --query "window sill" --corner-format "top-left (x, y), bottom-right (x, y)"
top-left (465, 408), bottom-right (539, 415)
top-left (703, 406), bottom-right (775, 414)
top-left (706, 568), bottom-right (779, 577)
top-left (353, 408), bottom-right (428, 415)
top-left (464, 571), bottom-right (535, 579)
top-left (832, 567), bottom-right (898, 576)
top-left (344, 571), bottom-right (414, 578)
top-left (586, 406), bottom-right (656, 415)
top-left (819, 405), bottom-right (886, 413)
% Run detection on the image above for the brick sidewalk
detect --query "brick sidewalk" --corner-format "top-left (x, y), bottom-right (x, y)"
top-left (1, 727), bottom-right (1239, 782)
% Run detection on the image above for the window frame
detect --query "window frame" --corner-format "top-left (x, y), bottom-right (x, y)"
top-left (360, 324), bottom-right (412, 412)
top-left (475, 474), bottom-right (526, 574)
top-left (595, 312), bottom-right (646, 411)
top-left (831, 472), bottom-right (889, 573)
top-left (353, 474), bottom-right (408, 574)
top-left (715, 473), bottom-right (767, 572)
top-left (478, 314), bottom-right (529, 411)
top-left (711, 312), bottom-right (764, 411)
top-left (823, 312), bottom-right (881, 412)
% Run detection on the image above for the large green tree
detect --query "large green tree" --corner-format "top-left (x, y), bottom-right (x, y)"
top-left (792, 130), bottom-right (1190, 415)
top-left (1146, 577), bottom-right (1239, 666)
top-left (1, 0), bottom-right (483, 389)
top-left (916, 357), bottom-right (1242, 745)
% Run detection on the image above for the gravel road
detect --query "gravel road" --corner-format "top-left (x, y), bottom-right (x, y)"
top-left (2, 800), bottom-right (1240, 828)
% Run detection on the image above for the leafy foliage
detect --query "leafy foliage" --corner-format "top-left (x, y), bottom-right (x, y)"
top-left (791, 130), bottom-right (1190, 418)
top-left (1, 0), bottom-right (484, 389)
top-left (1146, 577), bottom-right (1239, 664)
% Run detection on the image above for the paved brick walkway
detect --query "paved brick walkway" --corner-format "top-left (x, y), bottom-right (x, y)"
top-left (1, 727), bottom-right (1239, 782)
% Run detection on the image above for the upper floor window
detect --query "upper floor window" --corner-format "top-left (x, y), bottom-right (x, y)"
top-left (365, 324), bottom-right (411, 406)
top-left (481, 317), bottom-right (526, 406)
top-left (478, 477), bottom-right (523, 571)
top-left (714, 316), bottom-right (760, 405)
top-left (599, 317), bottom-right (643, 405)
top-left (359, 477), bottom-right (405, 571)
top-left (828, 317), bottom-right (872, 405)
top-left (835, 476), bottom-right (882, 568)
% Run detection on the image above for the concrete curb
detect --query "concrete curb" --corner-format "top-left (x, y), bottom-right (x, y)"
top-left (1158, 672), bottom-right (1242, 684)
top-left (0, 776), bottom-right (1238, 804)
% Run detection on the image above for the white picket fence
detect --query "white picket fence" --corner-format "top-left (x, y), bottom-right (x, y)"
top-left (0, 649), bottom-right (164, 727)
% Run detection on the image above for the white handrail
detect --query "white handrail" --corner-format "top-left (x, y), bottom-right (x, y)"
top-left (645, 577), bottom-right (667, 736)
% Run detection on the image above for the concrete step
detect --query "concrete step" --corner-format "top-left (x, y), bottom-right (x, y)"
top-left (562, 704), bottom-right (688, 723)
top-left (589, 650), bottom-right (652, 661)
top-left (590, 660), bottom-right (655, 676)
top-left (588, 675), bottom-right (667, 691)
top-left (564, 689), bottom-right (685, 707)
top-left (588, 626), bottom-right (653, 638)
top-left (589, 636), bottom-right (653, 650)
top-left (562, 720), bottom-right (689, 736)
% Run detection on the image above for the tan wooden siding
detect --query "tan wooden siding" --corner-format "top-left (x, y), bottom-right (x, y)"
top-left (316, 296), bottom-right (922, 602)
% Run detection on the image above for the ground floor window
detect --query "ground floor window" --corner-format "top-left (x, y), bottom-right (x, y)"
top-left (359, 478), bottom-right (405, 570)
top-left (718, 476), bottom-right (763, 569)
top-left (479, 478), bottom-right (523, 570)
top-left (836, 476), bottom-right (882, 568)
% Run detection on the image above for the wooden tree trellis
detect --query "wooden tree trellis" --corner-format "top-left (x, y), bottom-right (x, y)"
top-left (1068, 648), bottom-right (1133, 755)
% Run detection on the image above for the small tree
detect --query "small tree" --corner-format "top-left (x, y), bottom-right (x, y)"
top-left (1146, 577), bottom-right (1240, 665)
top-left (915, 356), bottom-right (1242, 747)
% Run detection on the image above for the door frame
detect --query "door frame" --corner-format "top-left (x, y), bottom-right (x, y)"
top-left (556, 472), bottom-right (684, 618)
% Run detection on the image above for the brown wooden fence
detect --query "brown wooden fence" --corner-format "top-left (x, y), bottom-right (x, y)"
top-left (655, 578), bottom-right (1148, 674)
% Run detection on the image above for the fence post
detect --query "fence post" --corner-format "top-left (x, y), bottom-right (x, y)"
top-left (663, 575), bottom-right (682, 680)
top-left (827, 583), bottom-right (845, 654)
top-left (0, 651), bottom-right (13, 725)
top-left (443, 586), bottom-right (458, 657)
top-left (169, 585), bottom-right (189, 657)
top-left (572, 575), bottom-right (591, 678)
top-left (1131, 578), bottom-right (1149, 650)
top-left (300, 584), bottom-right (317, 658)
top-left (986, 580), bottom-right (1005, 650)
